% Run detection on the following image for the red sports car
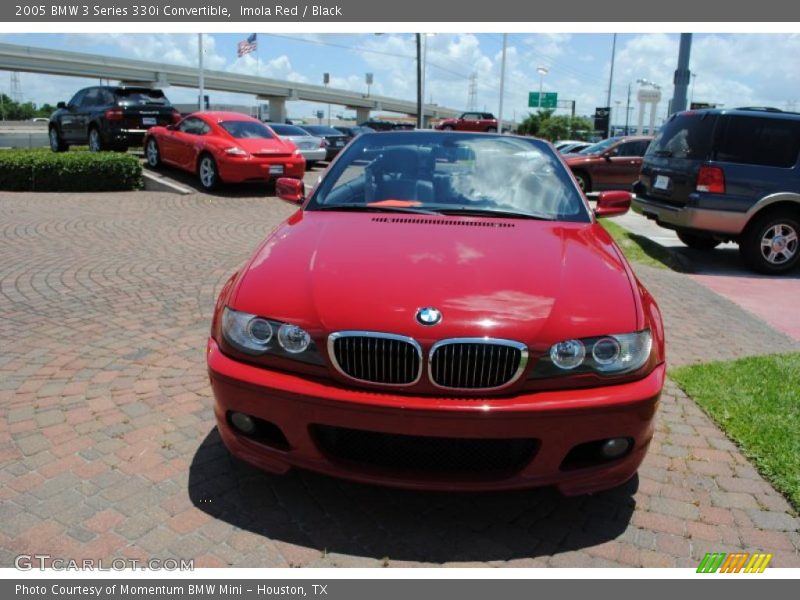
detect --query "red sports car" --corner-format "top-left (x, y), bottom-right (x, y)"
top-left (144, 111), bottom-right (305, 190)
top-left (207, 131), bottom-right (665, 495)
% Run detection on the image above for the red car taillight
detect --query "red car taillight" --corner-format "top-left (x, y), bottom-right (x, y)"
top-left (696, 165), bottom-right (725, 194)
top-left (104, 108), bottom-right (124, 121)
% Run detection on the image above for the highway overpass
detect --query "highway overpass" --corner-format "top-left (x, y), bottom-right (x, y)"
top-left (0, 42), bottom-right (462, 123)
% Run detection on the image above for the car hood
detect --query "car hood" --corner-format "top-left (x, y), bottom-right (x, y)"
top-left (232, 211), bottom-right (640, 346)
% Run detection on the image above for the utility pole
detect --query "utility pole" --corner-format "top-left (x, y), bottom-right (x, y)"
top-left (606, 33), bottom-right (617, 110)
top-left (467, 73), bottom-right (478, 111)
top-left (497, 33), bottom-right (507, 133)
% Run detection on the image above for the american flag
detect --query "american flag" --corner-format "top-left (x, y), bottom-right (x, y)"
top-left (237, 33), bottom-right (257, 57)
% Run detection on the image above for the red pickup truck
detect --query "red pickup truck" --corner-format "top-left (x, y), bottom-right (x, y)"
top-left (435, 112), bottom-right (498, 132)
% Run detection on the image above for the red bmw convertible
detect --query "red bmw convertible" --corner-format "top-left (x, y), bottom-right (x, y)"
top-left (207, 131), bottom-right (665, 495)
top-left (144, 112), bottom-right (305, 190)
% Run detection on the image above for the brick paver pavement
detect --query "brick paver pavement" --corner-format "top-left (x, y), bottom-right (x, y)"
top-left (1, 191), bottom-right (798, 568)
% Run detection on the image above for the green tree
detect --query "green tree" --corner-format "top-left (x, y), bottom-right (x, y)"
top-left (516, 109), bottom-right (554, 136)
top-left (538, 115), bottom-right (594, 142)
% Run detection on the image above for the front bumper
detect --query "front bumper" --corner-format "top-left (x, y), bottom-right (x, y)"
top-left (207, 338), bottom-right (663, 495)
top-left (217, 156), bottom-right (305, 183)
top-left (632, 195), bottom-right (747, 235)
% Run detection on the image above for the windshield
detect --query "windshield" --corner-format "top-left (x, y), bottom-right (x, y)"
top-left (303, 126), bottom-right (343, 136)
top-left (578, 138), bottom-right (618, 155)
top-left (220, 121), bottom-right (275, 139)
top-left (269, 124), bottom-right (311, 136)
top-left (115, 89), bottom-right (169, 106)
top-left (307, 131), bottom-right (590, 222)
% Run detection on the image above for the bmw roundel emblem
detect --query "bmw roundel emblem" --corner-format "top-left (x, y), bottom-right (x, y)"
top-left (416, 307), bottom-right (442, 326)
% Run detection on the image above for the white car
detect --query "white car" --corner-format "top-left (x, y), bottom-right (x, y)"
top-left (267, 123), bottom-right (327, 167)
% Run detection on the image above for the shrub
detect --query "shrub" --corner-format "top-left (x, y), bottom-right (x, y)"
top-left (0, 150), bottom-right (142, 192)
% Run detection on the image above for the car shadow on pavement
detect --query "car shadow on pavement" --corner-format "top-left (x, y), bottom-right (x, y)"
top-left (142, 163), bottom-right (326, 199)
top-left (671, 246), bottom-right (800, 279)
top-left (188, 428), bottom-right (637, 564)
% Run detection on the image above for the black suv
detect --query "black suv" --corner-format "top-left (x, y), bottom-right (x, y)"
top-left (49, 86), bottom-right (180, 152)
top-left (633, 107), bottom-right (800, 273)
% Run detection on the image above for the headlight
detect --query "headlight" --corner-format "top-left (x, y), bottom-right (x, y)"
top-left (221, 307), bottom-right (322, 364)
top-left (225, 147), bottom-right (249, 156)
top-left (532, 330), bottom-right (652, 378)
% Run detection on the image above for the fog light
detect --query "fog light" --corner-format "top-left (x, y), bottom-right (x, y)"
top-left (230, 412), bottom-right (256, 435)
top-left (601, 438), bottom-right (631, 459)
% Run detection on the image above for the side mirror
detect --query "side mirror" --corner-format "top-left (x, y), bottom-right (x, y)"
top-left (594, 191), bottom-right (632, 218)
top-left (603, 148), bottom-right (618, 161)
top-left (276, 177), bottom-right (305, 205)
top-left (57, 101), bottom-right (67, 109)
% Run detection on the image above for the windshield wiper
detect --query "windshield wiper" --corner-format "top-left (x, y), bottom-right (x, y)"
top-left (314, 204), bottom-right (441, 215)
top-left (438, 207), bottom-right (556, 221)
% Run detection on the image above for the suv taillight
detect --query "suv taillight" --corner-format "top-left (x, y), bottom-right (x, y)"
top-left (696, 165), bottom-right (725, 194)
top-left (104, 108), bottom-right (124, 121)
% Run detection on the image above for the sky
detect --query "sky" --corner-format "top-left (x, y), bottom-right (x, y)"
top-left (1, 32), bottom-right (799, 125)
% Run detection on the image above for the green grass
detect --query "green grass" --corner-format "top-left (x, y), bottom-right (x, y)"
top-left (670, 353), bottom-right (800, 510)
top-left (601, 219), bottom-right (685, 271)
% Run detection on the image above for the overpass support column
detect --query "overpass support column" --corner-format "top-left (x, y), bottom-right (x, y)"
top-left (259, 97), bottom-right (287, 123)
top-left (355, 107), bottom-right (371, 124)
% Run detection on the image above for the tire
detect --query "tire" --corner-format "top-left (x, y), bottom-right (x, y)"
top-left (197, 154), bottom-right (220, 191)
top-left (145, 138), bottom-right (160, 168)
top-left (88, 127), bottom-right (105, 152)
top-left (307, 161), bottom-right (317, 170)
top-left (677, 231), bottom-right (721, 251)
top-left (49, 126), bottom-right (68, 153)
top-left (442, 125), bottom-right (454, 131)
top-left (487, 127), bottom-right (497, 133)
top-left (740, 211), bottom-right (800, 274)
top-left (574, 172), bottom-right (590, 193)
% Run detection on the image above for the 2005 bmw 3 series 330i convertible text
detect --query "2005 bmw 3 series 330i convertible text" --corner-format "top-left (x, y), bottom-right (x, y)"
top-left (207, 131), bottom-right (665, 495)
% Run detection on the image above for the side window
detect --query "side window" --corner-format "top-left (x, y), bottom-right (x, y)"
top-left (68, 89), bottom-right (87, 108)
top-left (178, 118), bottom-right (209, 135)
top-left (615, 141), bottom-right (648, 157)
top-left (100, 89), bottom-right (116, 105)
top-left (714, 116), bottom-right (800, 168)
top-left (81, 88), bottom-right (100, 107)
top-left (462, 113), bottom-right (478, 120)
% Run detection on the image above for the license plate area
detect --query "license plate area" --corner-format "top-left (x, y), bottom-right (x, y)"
top-left (142, 117), bottom-right (157, 126)
top-left (654, 174), bottom-right (670, 190)
top-left (269, 165), bottom-right (284, 175)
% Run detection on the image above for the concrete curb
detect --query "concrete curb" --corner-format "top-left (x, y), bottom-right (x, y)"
top-left (142, 170), bottom-right (193, 195)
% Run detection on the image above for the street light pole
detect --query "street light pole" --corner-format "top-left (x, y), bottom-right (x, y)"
top-left (536, 66), bottom-right (548, 110)
top-left (416, 33), bottom-right (423, 129)
top-left (198, 33), bottom-right (204, 111)
top-left (497, 33), bottom-right (507, 133)
top-left (625, 82), bottom-right (631, 135)
top-left (606, 33), bottom-right (617, 110)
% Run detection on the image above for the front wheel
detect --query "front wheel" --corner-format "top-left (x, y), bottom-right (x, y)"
top-left (487, 127), bottom-right (497, 133)
top-left (442, 125), bottom-right (454, 131)
top-left (677, 231), bottom-right (721, 251)
top-left (145, 138), bottom-right (160, 168)
top-left (740, 212), bottom-right (800, 274)
top-left (198, 154), bottom-right (220, 191)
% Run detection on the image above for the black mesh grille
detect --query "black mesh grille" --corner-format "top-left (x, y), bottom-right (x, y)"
top-left (430, 342), bottom-right (523, 389)
top-left (371, 217), bottom-right (515, 228)
top-left (312, 425), bottom-right (538, 474)
top-left (332, 335), bottom-right (420, 385)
